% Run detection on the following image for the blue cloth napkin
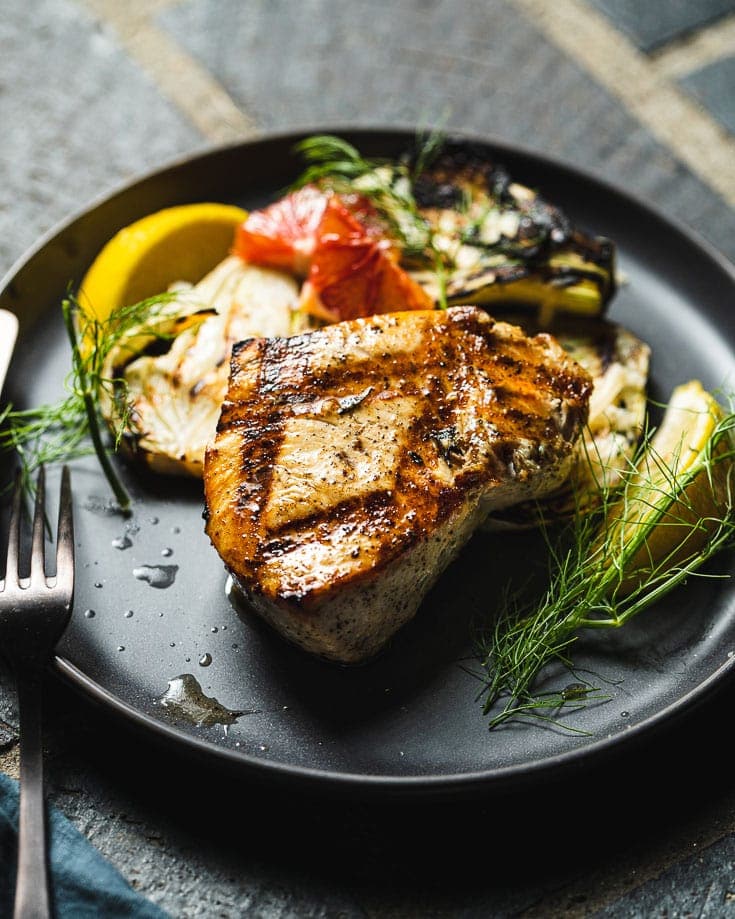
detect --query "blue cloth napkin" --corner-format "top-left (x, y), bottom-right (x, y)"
top-left (0, 773), bottom-right (170, 918)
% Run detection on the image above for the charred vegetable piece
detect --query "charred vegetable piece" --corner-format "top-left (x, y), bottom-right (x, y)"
top-left (100, 256), bottom-right (310, 476)
top-left (407, 144), bottom-right (617, 323)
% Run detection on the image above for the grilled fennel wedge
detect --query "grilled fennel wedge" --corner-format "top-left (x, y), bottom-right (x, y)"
top-left (295, 136), bottom-right (618, 322)
top-left (100, 255), bottom-right (310, 475)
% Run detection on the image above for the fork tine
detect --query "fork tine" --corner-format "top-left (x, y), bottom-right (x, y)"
top-left (3, 470), bottom-right (23, 589)
top-left (30, 466), bottom-right (46, 584)
top-left (54, 466), bottom-right (74, 600)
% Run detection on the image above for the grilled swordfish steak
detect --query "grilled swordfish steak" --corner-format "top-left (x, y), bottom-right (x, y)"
top-left (204, 306), bottom-right (592, 663)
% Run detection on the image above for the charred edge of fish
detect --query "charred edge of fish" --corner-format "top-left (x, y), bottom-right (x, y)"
top-left (231, 337), bottom-right (260, 359)
top-left (533, 359), bottom-right (594, 403)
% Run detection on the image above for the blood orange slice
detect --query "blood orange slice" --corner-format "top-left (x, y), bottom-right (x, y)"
top-left (301, 197), bottom-right (433, 321)
top-left (233, 185), bottom-right (328, 276)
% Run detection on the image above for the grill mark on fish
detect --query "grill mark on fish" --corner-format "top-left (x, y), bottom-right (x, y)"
top-left (227, 345), bottom-right (287, 546)
top-left (264, 490), bottom-right (394, 541)
top-left (222, 328), bottom-right (585, 467)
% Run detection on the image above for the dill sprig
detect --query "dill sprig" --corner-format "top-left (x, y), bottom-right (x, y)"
top-left (291, 134), bottom-right (383, 187)
top-left (0, 291), bottom-right (178, 512)
top-left (476, 391), bottom-right (735, 730)
top-left (291, 132), bottom-right (443, 261)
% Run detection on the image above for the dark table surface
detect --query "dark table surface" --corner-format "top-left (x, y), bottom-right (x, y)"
top-left (3, 1), bottom-right (735, 916)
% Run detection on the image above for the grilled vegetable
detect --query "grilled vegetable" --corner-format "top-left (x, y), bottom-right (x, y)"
top-left (100, 256), bottom-right (310, 476)
top-left (293, 135), bottom-right (618, 323)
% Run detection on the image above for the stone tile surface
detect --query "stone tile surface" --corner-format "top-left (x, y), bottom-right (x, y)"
top-left (593, 833), bottom-right (735, 917)
top-left (158, 0), bottom-right (735, 265)
top-left (589, 0), bottom-right (735, 52)
top-left (0, 0), bottom-right (203, 280)
top-left (682, 54), bottom-right (735, 135)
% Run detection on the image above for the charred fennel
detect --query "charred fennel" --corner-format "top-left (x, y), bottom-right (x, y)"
top-left (477, 382), bottom-right (735, 730)
top-left (0, 293), bottom-right (181, 511)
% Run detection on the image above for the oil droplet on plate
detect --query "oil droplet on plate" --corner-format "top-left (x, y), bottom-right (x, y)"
top-left (124, 610), bottom-right (134, 618)
top-left (161, 548), bottom-right (173, 558)
top-left (133, 565), bottom-right (178, 588)
top-left (83, 497), bottom-right (119, 517)
top-left (84, 609), bottom-right (96, 619)
top-left (199, 653), bottom-right (212, 667)
top-left (158, 674), bottom-right (253, 727)
top-left (112, 535), bottom-right (133, 550)
top-left (117, 645), bottom-right (125, 652)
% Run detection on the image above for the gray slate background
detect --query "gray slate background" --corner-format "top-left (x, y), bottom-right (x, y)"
top-left (2, 1), bottom-right (735, 916)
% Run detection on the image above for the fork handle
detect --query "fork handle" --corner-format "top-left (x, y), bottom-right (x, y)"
top-left (14, 669), bottom-right (52, 919)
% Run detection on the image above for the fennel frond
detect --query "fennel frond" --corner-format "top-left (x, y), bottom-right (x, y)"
top-left (0, 291), bottom-right (178, 512)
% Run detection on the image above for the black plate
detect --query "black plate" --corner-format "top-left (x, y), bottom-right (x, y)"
top-left (2, 128), bottom-right (735, 798)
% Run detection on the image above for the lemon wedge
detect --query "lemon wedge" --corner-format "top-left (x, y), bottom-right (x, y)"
top-left (611, 380), bottom-right (732, 590)
top-left (78, 202), bottom-right (248, 320)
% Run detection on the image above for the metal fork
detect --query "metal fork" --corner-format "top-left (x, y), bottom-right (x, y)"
top-left (0, 466), bottom-right (75, 919)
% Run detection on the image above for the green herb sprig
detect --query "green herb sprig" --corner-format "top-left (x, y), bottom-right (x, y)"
top-left (291, 132), bottom-right (444, 265)
top-left (0, 291), bottom-right (178, 512)
top-left (475, 398), bottom-right (735, 731)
